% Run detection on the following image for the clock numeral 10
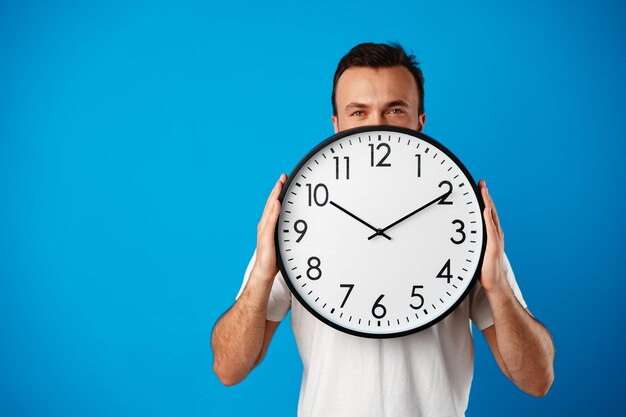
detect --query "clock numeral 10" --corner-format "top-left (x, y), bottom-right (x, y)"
top-left (306, 183), bottom-right (329, 206)
top-left (307, 256), bottom-right (322, 280)
top-left (436, 259), bottom-right (453, 284)
top-left (368, 143), bottom-right (391, 167)
top-left (333, 156), bottom-right (350, 180)
top-left (409, 285), bottom-right (424, 309)
top-left (371, 294), bottom-right (387, 319)
top-left (294, 220), bottom-right (307, 243)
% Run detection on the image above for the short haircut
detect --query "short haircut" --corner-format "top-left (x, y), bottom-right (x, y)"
top-left (331, 42), bottom-right (425, 116)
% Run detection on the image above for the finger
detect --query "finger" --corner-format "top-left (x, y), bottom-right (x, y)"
top-left (481, 184), bottom-right (503, 243)
top-left (483, 204), bottom-right (500, 251)
top-left (260, 176), bottom-right (285, 226)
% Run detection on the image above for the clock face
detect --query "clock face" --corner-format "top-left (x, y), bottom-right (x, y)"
top-left (275, 126), bottom-right (486, 338)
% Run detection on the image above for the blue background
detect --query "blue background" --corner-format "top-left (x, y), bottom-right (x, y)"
top-left (1, 0), bottom-right (624, 415)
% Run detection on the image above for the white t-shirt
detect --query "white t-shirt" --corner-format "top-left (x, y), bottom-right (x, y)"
top-left (236, 251), bottom-right (526, 417)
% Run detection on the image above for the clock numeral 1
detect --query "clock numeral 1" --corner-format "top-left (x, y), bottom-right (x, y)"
top-left (339, 284), bottom-right (354, 308)
top-left (371, 294), bottom-right (387, 319)
top-left (333, 156), bottom-right (350, 180)
top-left (451, 219), bottom-right (465, 244)
top-left (414, 154), bottom-right (421, 177)
top-left (436, 259), bottom-right (452, 284)
top-left (306, 256), bottom-right (322, 280)
top-left (294, 219), bottom-right (307, 243)
top-left (409, 285), bottom-right (424, 309)
top-left (438, 180), bottom-right (453, 205)
top-left (306, 183), bottom-right (329, 207)
top-left (368, 143), bottom-right (391, 167)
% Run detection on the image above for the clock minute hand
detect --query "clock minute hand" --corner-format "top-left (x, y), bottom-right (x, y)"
top-left (329, 201), bottom-right (392, 240)
top-left (367, 191), bottom-right (450, 240)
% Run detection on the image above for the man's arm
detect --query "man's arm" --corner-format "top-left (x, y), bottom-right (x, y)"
top-left (478, 180), bottom-right (555, 397)
top-left (211, 174), bottom-right (286, 386)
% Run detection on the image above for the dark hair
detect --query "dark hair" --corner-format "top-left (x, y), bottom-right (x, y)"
top-left (331, 42), bottom-right (425, 116)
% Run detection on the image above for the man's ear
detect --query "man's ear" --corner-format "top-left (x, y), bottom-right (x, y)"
top-left (417, 113), bottom-right (426, 132)
top-left (332, 114), bottom-right (339, 133)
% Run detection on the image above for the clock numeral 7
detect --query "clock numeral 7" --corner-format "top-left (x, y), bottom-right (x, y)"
top-left (372, 294), bottom-right (387, 319)
top-left (333, 156), bottom-right (350, 180)
top-left (368, 143), bottom-right (391, 167)
top-left (339, 284), bottom-right (354, 308)
top-left (306, 183), bottom-right (329, 207)
top-left (409, 285), bottom-right (424, 310)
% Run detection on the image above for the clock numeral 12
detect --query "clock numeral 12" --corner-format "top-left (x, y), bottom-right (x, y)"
top-left (368, 143), bottom-right (391, 167)
top-left (333, 156), bottom-right (350, 180)
top-left (306, 183), bottom-right (329, 207)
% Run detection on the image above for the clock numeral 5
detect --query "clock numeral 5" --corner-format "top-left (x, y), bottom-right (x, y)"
top-left (372, 294), bottom-right (387, 319)
top-left (339, 284), bottom-right (354, 308)
top-left (333, 156), bottom-right (350, 180)
top-left (294, 219), bottom-right (308, 243)
top-left (306, 183), bottom-right (329, 207)
top-left (436, 259), bottom-right (452, 284)
top-left (438, 180), bottom-right (453, 205)
top-left (451, 219), bottom-right (465, 244)
top-left (307, 256), bottom-right (322, 280)
top-left (368, 143), bottom-right (391, 167)
top-left (409, 285), bottom-right (424, 310)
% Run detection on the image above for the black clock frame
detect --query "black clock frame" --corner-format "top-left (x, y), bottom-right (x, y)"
top-left (274, 125), bottom-right (488, 339)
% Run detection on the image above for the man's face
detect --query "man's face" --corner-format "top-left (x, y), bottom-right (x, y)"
top-left (332, 65), bottom-right (426, 133)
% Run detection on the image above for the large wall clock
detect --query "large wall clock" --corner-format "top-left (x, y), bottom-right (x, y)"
top-left (275, 126), bottom-right (487, 338)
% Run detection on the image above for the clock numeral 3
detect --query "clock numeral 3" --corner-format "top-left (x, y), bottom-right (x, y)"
top-left (368, 143), bottom-right (391, 167)
top-left (436, 259), bottom-right (452, 284)
top-left (451, 219), bottom-right (465, 244)
top-left (438, 180), bottom-right (453, 205)
top-left (409, 285), bottom-right (424, 310)
top-left (307, 256), bottom-right (322, 280)
top-left (333, 156), bottom-right (350, 180)
top-left (339, 284), bottom-right (354, 308)
top-left (371, 294), bottom-right (387, 319)
top-left (294, 220), bottom-right (308, 243)
top-left (306, 183), bottom-right (329, 207)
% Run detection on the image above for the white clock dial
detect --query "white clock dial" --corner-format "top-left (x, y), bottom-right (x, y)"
top-left (275, 126), bottom-right (486, 338)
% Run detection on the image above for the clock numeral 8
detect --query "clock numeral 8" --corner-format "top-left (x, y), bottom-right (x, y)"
top-left (371, 294), bottom-right (387, 319)
top-left (294, 220), bottom-right (308, 243)
top-left (306, 256), bottom-right (322, 280)
top-left (306, 183), bottom-right (329, 207)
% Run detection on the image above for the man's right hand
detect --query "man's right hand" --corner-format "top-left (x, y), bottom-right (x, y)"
top-left (252, 173), bottom-right (287, 283)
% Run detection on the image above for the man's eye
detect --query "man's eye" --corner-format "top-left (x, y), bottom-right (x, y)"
top-left (351, 110), bottom-right (365, 117)
top-left (388, 108), bottom-right (404, 114)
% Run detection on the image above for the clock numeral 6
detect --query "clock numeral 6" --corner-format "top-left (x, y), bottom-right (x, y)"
top-left (436, 259), bottom-right (453, 284)
top-left (409, 285), bottom-right (424, 310)
top-left (438, 180), bottom-right (453, 205)
top-left (451, 219), bottom-right (465, 244)
top-left (333, 156), bottom-right (350, 180)
top-left (294, 220), bottom-right (308, 243)
top-left (306, 183), bottom-right (329, 207)
top-left (368, 143), bottom-right (391, 167)
top-left (371, 294), bottom-right (387, 319)
top-left (339, 284), bottom-right (354, 308)
top-left (306, 256), bottom-right (322, 280)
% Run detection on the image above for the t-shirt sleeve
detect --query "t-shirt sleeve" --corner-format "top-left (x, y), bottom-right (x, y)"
top-left (469, 251), bottom-right (527, 331)
top-left (235, 250), bottom-right (292, 322)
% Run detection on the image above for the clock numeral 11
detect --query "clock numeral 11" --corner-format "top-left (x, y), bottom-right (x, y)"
top-left (333, 156), bottom-right (350, 180)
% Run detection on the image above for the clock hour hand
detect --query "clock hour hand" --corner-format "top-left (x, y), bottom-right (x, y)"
top-left (367, 191), bottom-right (450, 240)
top-left (329, 201), bottom-right (392, 240)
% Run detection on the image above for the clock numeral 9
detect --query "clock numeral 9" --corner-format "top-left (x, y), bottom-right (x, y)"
top-left (436, 259), bottom-right (452, 284)
top-left (333, 156), bottom-right (350, 180)
top-left (306, 183), bottom-right (329, 207)
top-left (306, 256), bottom-right (322, 280)
top-left (339, 284), bottom-right (354, 308)
top-left (409, 285), bottom-right (424, 310)
top-left (438, 180), bottom-right (453, 205)
top-left (371, 294), bottom-right (387, 319)
top-left (368, 143), bottom-right (391, 167)
top-left (294, 220), bottom-right (307, 243)
top-left (451, 219), bottom-right (465, 244)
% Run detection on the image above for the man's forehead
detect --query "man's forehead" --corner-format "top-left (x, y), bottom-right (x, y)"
top-left (335, 66), bottom-right (419, 108)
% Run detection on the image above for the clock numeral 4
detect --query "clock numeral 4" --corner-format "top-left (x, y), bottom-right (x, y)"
top-left (294, 219), bottom-right (308, 243)
top-left (438, 180), bottom-right (453, 205)
top-left (339, 284), bottom-right (354, 308)
top-left (368, 143), bottom-right (391, 167)
top-left (451, 219), bottom-right (465, 244)
top-left (333, 156), bottom-right (350, 180)
top-left (409, 285), bottom-right (424, 310)
top-left (436, 259), bottom-right (453, 284)
top-left (306, 183), bottom-right (329, 207)
top-left (306, 256), bottom-right (322, 280)
top-left (371, 294), bottom-right (387, 319)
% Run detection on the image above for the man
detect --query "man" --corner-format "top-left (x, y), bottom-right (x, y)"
top-left (211, 42), bottom-right (555, 416)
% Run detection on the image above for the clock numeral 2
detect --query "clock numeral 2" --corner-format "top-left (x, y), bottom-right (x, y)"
top-left (307, 256), bottom-right (322, 280)
top-left (438, 180), bottom-right (453, 205)
top-left (451, 219), bottom-right (465, 244)
top-left (306, 183), bottom-right (329, 207)
top-left (436, 259), bottom-right (453, 284)
top-left (294, 219), bottom-right (307, 243)
top-left (333, 156), bottom-right (350, 180)
top-left (339, 284), bottom-right (354, 308)
top-left (410, 285), bottom-right (424, 309)
top-left (371, 294), bottom-right (387, 319)
top-left (369, 143), bottom-right (391, 167)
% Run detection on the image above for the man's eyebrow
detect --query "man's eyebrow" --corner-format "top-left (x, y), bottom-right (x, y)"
top-left (344, 102), bottom-right (369, 111)
top-left (385, 100), bottom-right (410, 107)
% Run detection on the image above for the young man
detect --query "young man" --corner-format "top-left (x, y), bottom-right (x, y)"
top-left (212, 42), bottom-right (555, 416)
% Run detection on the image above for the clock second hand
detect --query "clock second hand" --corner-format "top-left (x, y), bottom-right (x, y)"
top-left (367, 191), bottom-right (450, 240)
top-left (328, 201), bottom-right (392, 240)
